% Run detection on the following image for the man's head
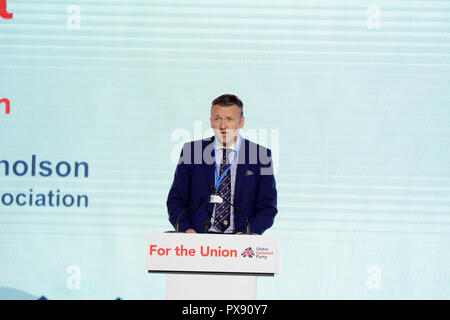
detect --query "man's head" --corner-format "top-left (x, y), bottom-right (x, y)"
top-left (210, 94), bottom-right (245, 147)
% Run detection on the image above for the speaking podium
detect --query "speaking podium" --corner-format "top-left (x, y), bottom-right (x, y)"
top-left (146, 232), bottom-right (280, 300)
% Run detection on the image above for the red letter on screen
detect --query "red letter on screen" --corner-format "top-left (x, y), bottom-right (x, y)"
top-left (0, 0), bottom-right (13, 19)
top-left (0, 98), bottom-right (11, 114)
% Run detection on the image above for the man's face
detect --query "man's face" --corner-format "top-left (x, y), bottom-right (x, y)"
top-left (210, 104), bottom-right (245, 146)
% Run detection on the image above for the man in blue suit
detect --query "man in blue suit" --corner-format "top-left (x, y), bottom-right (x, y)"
top-left (167, 94), bottom-right (277, 234)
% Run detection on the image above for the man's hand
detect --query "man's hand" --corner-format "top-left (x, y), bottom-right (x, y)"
top-left (185, 229), bottom-right (197, 234)
top-left (235, 232), bottom-right (243, 235)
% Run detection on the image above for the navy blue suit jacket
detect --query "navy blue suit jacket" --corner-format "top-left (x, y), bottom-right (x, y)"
top-left (167, 136), bottom-right (277, 234)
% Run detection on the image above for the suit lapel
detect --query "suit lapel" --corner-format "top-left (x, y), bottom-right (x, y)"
top-left (234, 138), bottom-right (248, 204)
top-left (202, 136), bottom-right (216, 216)
top-left (204, 136), bottom-right (216, 191)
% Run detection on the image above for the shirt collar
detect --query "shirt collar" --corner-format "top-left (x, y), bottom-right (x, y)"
top-left (215, 134), bottom-right (241, 152)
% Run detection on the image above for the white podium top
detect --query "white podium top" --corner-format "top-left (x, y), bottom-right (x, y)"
top-left (146, 232), bottom-right (281, 276)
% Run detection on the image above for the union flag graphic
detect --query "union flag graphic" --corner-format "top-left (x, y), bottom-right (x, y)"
top-left (241, 247), bottom-right (255, 258)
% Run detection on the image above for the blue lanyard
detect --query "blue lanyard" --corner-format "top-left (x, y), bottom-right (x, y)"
top-left (214, 135), bottom-right (242, 192)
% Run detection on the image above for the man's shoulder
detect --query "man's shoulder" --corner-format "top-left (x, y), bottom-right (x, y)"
top-left (183, 136), bottom-right (214, 147)
top-left (178, 137), bottom-right (214, 165)
top-left (245, 138), bottom-right (270, 151)
top-left (237, 138), bottom-right (273, 172)
top-left (243, 138), bottom-right (272, 158)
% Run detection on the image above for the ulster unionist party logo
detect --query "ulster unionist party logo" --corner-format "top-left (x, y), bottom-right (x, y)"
top-left (241, 246), bottom-right (274, 260)
top-left (241, 247), bottom-right (255, 258)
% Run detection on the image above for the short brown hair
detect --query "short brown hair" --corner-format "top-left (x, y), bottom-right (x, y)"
top-left (211, 94), bottom-right (243, 117)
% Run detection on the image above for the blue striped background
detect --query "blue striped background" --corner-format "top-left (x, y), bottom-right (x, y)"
top-left (0, 0), bottom-right (449, 299)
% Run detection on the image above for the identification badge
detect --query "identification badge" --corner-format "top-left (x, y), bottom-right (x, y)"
top-left (209, 194), bottom-right (223, 204)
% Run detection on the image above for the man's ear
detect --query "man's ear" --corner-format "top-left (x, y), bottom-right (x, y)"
top-left (240, 116), bottom-right (245, 128)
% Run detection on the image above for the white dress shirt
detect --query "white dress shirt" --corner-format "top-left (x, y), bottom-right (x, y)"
top-left (208, 135), bottom-right (240, 233)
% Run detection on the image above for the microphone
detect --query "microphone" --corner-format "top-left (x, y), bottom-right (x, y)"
top-left (215, 185), bottom-right (253, 235)
top-left (203, 220), bottom-right (212, 233)
top-left (170, 186), bottom-right (217, 233)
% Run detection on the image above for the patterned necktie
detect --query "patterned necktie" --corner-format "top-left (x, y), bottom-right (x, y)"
top-left (213, 148), bottom-right (232, 232)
